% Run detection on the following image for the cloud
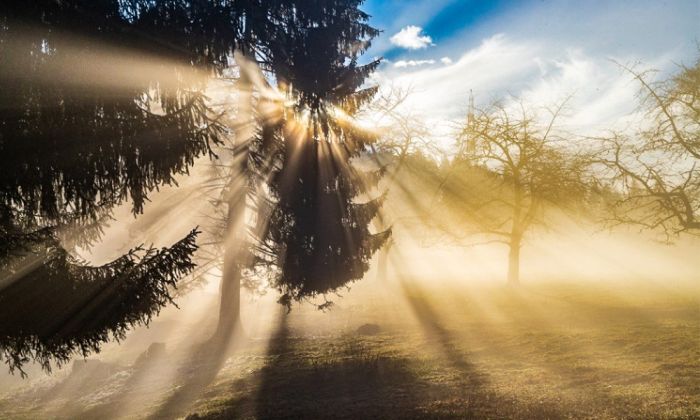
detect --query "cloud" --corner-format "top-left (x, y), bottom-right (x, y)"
top-left (390, 25), bottom-right (434, 49)
top-left (369, 0), bottom-right (696, 150)
top-left (375, 33), bottom-right (666, 147)
top-left (394, 59), bottom-right (436, 68)
top-left (514, 50), bottom-right (643, 134)
top-left (383, 34), bottom-right (540, 118)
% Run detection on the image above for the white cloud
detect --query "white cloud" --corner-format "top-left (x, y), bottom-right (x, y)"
top-left (383, 34), bottom-right (540, 118)
top-left (375, 33), bottom-right (668, 151)
top-left (513, 51), bottom-right (642, 134)
top-left (390, 25), bottom-right (434, 49)
top-left (394, 59), bottom-right (436, 68)
top-left (370, 1), bottom-right (696, 151)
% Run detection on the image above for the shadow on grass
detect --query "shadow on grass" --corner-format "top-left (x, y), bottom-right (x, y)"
top-left (432, 282), bottom-right (700, 418)
top-left (185, 303), bottom-right (570, 419)
top-left (148, 324), bottom-right (243, 419)
top-left (187, 316), bottom-right (436, 419)
top-left (398, 280), bottom-right (478, 376)
top-left (74, 343), bottom-right (172, 419)
top-left (15, 323), bottom-right (244, 419)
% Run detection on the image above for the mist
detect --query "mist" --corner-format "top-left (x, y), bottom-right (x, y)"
top-left (1, 1), bottom-right (698, 419)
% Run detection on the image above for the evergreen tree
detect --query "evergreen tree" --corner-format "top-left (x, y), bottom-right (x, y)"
top-left (249, 0), bottom-right (391, 308)
top-left (205, 0), bottom-right (389, 335)
top-left (0, 0), bottom-right (240, 374)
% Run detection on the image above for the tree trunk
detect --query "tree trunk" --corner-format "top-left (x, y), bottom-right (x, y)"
top-left (215, 192), bottom-right (246, 339)
top-left (214, 52), bottom-right (253, 341)
top-left (509, 171), bottom-right (523, 286)
top-left (507, 234), bottom-right (521, 285)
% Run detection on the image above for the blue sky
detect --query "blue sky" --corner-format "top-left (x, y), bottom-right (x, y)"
top-left (364, 0), bottom-right (698, 61)
top-left (363, 0), bottom-right (509, 60)
top-left (359, 0), bottom-right (699, 140)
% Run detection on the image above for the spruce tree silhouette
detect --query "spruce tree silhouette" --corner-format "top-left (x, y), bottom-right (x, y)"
top-left (0, 1), bottom-right (240, 375)
top-left (209, 0), bottom-right (389, 336)
top-left (249, 0), bottom-right (391, 308)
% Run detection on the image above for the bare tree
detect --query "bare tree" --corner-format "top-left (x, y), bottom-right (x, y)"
top-left (365, 86), bottom-right (435, 174)
top-left (441, 99), bottom-right (589, 284)
top-left (595, 58), bottom-right (699, 240)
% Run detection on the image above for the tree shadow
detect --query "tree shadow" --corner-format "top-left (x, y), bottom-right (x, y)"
top-left (394, 278), bottom-right (571, 419)
top-left (71, 343), bottom-right (173, 419)
top-left (184, 301), bottom-right (573, 420)
top-left (148, 324), bottom-right (244, 419)
top-left (398, 280), bottom-right (478, 377)
top-left (8, 319), bottom-right (245, 419)
top-left (186, 313), bottom-right (439, 419)
top-left (500, 286), bottom-right (700, 412)
top-left (433, 282), bottom-right (698, 418)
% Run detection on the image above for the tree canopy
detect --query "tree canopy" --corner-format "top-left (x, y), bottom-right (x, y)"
top-left (439, 99), bottom-right (590, 284)
top-left (597, 58), bottom-right (700, 239)
top-left (0, 0), bottom-right (239, 373)
top-left (248, 0), bottom-right (390, 307)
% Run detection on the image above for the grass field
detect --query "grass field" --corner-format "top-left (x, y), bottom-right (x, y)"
top-left (183, 281), bottom-right (700, 419)
top-left (3, 278), bottom-right (696, 419)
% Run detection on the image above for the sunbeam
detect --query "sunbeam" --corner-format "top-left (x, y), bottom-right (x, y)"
top-left (1, 1), bottom-right (699, 419)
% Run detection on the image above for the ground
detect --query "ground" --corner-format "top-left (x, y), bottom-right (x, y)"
top-left (1, 280), bottom-right (697, 419)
